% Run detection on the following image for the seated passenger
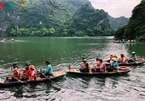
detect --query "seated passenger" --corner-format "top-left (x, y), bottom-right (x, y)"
top-left (107, 54), bottom-right (113, 62)
top-left (25, 62), bottom-right (37, 78)
top-left (28, 66), bottom-right (36, 81)
top-left (92, 58), bottom-right (101, 72)
top-left (107, 58), bottom-right (119, 72)
top-left (22, 67), bottom-right (29, 80)
top-left (95, 59), bottom-right (106, 72)
top-left (7, 64), bottom-right (21, 82)
top-left (118, 53), bottom-right (128, 64)
top-left (80, 59), bottom-right (90, 72)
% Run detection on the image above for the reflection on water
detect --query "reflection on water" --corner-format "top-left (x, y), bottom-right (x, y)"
top-left (0, 37), bottom-right (145, 101)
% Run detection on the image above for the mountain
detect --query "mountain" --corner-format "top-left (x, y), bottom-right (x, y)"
top-left (108, 15), bottom-right (128, 30)
top-left (114, 0), bottom-right (145, 42)
top-left (0, 0), bottom-right (123, 37)
top-left (62, 3), bottom-right (115, 36)
top-left (0, 0), bottom-right (89, 37)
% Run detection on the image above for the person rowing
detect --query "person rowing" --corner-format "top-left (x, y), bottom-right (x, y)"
top-left (128, 51), bottom-right (137, 62)
top-left (41, 61), bottom-right (54, 77)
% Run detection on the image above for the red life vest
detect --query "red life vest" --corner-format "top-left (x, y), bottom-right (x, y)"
top-left (28, 69), bottom-right (36, 81)
top-left (13, 67), bottom-right (20, 78)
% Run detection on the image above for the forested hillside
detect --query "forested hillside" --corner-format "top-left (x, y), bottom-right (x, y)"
top-left (0, 0), bottom-right (126, 37)
top-left (108, 15), bottom-right (128, 30)
top-left (62, 3), bottom-right (115, 36)
top-left (114, 0), bottom-right (145, 42)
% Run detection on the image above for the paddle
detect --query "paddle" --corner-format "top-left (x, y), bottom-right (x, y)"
top-left (42, 73), bottom-right (60, 87)
top-left (12, 76), bottom-right (24, 83)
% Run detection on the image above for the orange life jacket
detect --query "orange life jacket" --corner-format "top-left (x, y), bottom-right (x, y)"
top-left (13, 67), bottom-right (20, 78)
top-left (119, 56), bottom-right (127, 62)
top-left (96, 61), bottom-right (101, 67)
top-left (28, 69), bottom-right (36, 81)
top-left (99, 63), bottom-right (106, 72)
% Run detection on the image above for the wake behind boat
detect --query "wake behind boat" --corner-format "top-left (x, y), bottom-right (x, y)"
top-left (0, 70), bottom-right (66, 87)
top-left (66, 66), bottom-right (131, 76)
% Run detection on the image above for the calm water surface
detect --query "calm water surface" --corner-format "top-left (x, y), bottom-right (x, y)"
top-left (0, 37), bottom-right (145, 101)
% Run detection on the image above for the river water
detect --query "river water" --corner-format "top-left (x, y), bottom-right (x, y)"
top-left (0, 37), bottom-right (145, 101)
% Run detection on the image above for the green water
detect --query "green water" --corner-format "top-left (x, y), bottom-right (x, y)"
top-left (0, 37), bottom-right (145, 101)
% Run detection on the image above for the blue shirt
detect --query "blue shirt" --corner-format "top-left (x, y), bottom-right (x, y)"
top-left (131, 54), bottom-right (137, 60)
top-left (111, 61), bottom-right (119, 69)
top-left (44, 64), bottom-right (53, 75)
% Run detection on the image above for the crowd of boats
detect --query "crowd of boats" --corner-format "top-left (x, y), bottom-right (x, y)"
top-left (0, 51), bottom-right (144, 87)
top-left (114, 39), bottom-right (136, 43)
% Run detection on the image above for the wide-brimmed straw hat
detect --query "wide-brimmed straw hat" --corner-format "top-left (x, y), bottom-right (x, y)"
top-left (113, 54), bottom-right (117, 57)
top-left (132, 51), bottom-right (135, 54)
top-left (83, 59), bottom-right (87, 62)
top-left (112, 58), bottom-right (118, 61)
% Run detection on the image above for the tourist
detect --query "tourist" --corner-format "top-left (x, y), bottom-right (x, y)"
top-left (42, 61), bottom-right (53, 77)
top-left (6, 64), bottom-right (21, 82)
top-left (95, 59), bottom-right (107, 72)
top-left (28, 66), bottom-right (37, 81)
top-left (129, 51), bottom-right (137, 62)
top-left (118, 53), bottom-right (128, 64)
top-left (80, 59), bottom-right (90, 72)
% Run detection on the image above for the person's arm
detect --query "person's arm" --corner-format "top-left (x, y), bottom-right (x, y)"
top-left (99, 64), bottom-right (105, 68)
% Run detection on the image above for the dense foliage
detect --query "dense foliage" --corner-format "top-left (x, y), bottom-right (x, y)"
top-left (108, 15), bottom-right (128, 30)
top-left (114, 0), bottom-right (145, 42)
top-left (0, 0), bottom-right (127, 37)
top-left (61, 3), bottom-right (115, 36)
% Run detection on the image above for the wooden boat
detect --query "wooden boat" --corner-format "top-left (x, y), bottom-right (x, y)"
top-left (104, 58), bottom-right (145, 66)
top-left (66, 66), bottom-right (131, 76)
top-left (0, 70), bottom-right (66, 87)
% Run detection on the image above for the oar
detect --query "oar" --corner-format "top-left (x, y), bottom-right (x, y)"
top-left (12, 76), bottom-right (29, 85)
top-left (42, 74), bottom-right (60, 87)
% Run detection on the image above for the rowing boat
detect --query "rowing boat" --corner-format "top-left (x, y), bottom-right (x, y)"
top-left (0, 70), bottom-right (66, 87)
top-left (66, 66), bottom-right (131, 76)
top-left (104, 58), bottom-right (145, 66)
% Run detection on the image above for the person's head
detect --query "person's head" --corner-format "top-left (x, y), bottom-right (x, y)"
top-left (96, 58), bottom-right (100, 61)
top-left (25, 62), bottom-right (30, 66)
top-left (83, 59), bottom-right (87, 63)
top-left (132, 51), bottom-right (136, 55)
top-left (82, 58), bottom-right (86, 61)
top-left (121, 54), bottom-right (124, 57)
top-left (99, 59), bottom-right (103, 63)
top-left (45, 61), bottom-right (50, 64)
top-left (13, 64), bottom-right (17, 68)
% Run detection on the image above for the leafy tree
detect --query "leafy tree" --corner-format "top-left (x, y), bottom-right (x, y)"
top-left (114, 0), bottom-right (145, 41)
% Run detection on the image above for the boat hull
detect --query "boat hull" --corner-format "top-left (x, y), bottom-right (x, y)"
top-left (0, 70), bottom-right (66, 87)
top-left (66, 68), bottom-right (131, 76)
